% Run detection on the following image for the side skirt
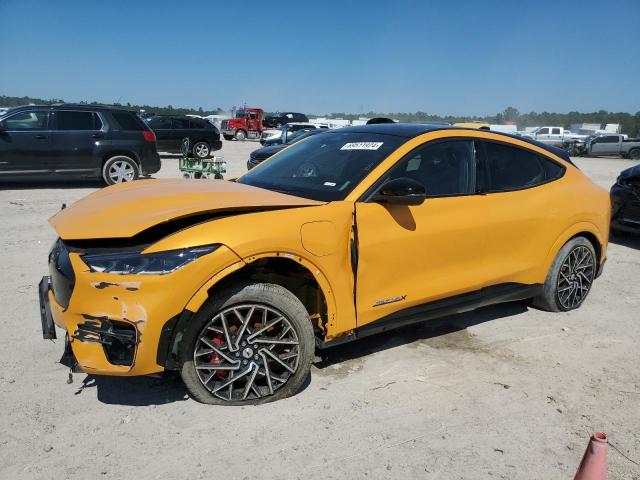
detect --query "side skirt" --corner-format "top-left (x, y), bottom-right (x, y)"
top-left (316, 283), bottom-right (542, 349)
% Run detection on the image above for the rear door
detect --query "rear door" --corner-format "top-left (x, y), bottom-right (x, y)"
top-left (475, 140), bottom-right (567, 285)
top-left (169, 118), bottom-right (191, 151)
top-left (0, 109), bottom-right (51, 175)
top-left (50, 110), bottom-right (104, 174)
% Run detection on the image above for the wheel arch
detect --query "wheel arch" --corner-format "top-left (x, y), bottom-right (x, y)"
top-left (102, 150), bottom-right (140, 167)
top-left (159, 253), bottom-right (337, 369)
top-left (543, 222), bottom-right (605, 277)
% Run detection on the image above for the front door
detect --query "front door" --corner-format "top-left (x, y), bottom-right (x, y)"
top-left (50, 110), bottom-right (104, 175)
top-left (148, 117), bottom-right (173, 152)
top-left (0, 109), bottom-right (51, 175)
top-left (589, 136), bottom-right (620, 156)
top-left (355, 139), bottom-right (488, 328)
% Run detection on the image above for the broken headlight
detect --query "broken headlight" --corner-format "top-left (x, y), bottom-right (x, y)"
top-left (82, 244), bottom-right (220, 275)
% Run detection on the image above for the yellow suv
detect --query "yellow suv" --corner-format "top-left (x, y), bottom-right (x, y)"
top-left (40, 124), bottom-right (610, 404)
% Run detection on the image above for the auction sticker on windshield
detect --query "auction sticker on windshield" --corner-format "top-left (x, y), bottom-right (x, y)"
top-left (340, 142), bottom-right (383, 150)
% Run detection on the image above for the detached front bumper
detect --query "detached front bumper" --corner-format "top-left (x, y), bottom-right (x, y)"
top-left (39, 241), bottom-right (242, 376)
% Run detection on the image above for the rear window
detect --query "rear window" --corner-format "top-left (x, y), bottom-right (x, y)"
top-left (483, 141), bottom-right (564, 192)
top-left (111, 111), bottom-right (146, 131)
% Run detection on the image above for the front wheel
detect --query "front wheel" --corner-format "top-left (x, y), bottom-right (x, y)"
top-left (532, 237), bottom-right (597, 312)
top-left (180, 283), bottom-right (315, 405)
top-left (234, 130), bottom-right (247, 141)
top-left (102, 155), bottom-right (139, 185)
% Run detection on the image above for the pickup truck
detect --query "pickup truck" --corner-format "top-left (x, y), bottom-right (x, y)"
top-left (522, 126), bottom-right (587, 146)
top-left (580, 134), bottom-right (640, 159)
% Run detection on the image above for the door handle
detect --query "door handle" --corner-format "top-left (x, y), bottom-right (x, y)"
top-left (92, 133), bottom-right (103, 138)
top-left (34, 134), bottom-right (47, 140)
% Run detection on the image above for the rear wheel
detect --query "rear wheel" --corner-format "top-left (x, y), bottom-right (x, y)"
top-left (533, 237), bottom-right (596, 312)
top-left (628, 148), bottom-right (640, 160)
top-left (180, 283), bottom-right (315, 405)
top-left (192, 141), bottom-right (211, 159)
top-left (102, 155), bottom-right (139, 185)
top-left (234, 130), bottom-right (247, 141)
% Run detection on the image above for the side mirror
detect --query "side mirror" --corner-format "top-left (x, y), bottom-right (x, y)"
top-left (370, 177), bottom-right (427, 206)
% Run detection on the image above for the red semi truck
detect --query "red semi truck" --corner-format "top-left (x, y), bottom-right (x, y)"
top-left (220, 108), bottom-right (265, 141)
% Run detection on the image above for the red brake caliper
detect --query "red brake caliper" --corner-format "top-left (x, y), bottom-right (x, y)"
top-left (209, 335), bottom-right (228, 378)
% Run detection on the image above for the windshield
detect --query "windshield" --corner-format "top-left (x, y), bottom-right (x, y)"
top-left (238, 132), bottom-right (404, 201)
top-left (235, 110), bottom-right (246, 118)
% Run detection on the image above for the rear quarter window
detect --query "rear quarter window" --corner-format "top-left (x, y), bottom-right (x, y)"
top-left (111, 112), bottom-right (146, 131)
top-left (483, 141), bottom-right (564, 192)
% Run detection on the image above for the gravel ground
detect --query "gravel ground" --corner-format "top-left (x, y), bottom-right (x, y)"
top-left (1, 139), bottom-right (639, 479)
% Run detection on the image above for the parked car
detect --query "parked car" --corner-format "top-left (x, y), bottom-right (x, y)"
top-left (263, 112), bottom-right (309, 128)
top-left (579, 134), bottom-right (640, 159)
top-left (260, 123), bottom-right (327, 145)
top-left (146, 115), bottom-right (222, 158)
top-left (522, 126), bottom-right (587, 147)
top-left (610, 164), bottom-right (640, 235)
top-left (0, 104), bottom-right (160, 185)
top-left (247, 128), bottom-right (327, 170)
top-left (40, 123), bottom-right (609, 405)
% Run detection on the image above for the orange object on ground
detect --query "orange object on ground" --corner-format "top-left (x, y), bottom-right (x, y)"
top-left (574, 432), bottom-right (608, 480)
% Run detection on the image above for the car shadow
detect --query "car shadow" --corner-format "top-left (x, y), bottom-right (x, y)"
top-left (67, 302), bottom-right (527, 406)
top-left (314, 300), bottom-right (529, 369)
top-left (72, 364), bottom-right (312, 407)
top-left (609, 233), bottom-right (640, 250)
top-left (0, 179), bottom-right (104, 190)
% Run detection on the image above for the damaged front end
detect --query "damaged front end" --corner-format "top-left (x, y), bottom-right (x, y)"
top-left (40, 237), bottom-right (243, 376)
top-left (610, 164), bottom-right (640, 234)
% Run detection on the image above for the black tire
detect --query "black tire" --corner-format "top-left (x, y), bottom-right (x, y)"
top-left (223, 134), bottom-right (233, 141)
top-left (532, 236), bottom-right (597, 312)
top-left (192, 141), bottom-right (211, 159)
top-left (234, 130), bottom-right (247, 141)
top-left (628, 148), bottom-right (640, 160)
top-left (102, 155), bottom-right (139, 185)
top-left (180, 283), bottom-right (315, 405)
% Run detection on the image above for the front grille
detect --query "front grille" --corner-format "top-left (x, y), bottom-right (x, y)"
top-left (48, 239), bottom-right (75, 308)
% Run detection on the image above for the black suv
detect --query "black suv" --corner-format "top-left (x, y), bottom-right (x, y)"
top-left (0, 105), bottom-right (161, 185)
top-left (145, 115), bottom-right (222, 158)
top-left (263, 112), bottom-right (309, 128)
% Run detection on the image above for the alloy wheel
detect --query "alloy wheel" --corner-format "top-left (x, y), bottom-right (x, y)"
top-left (194, 143), bottom-right (209, 158)
top-left (193, 304), bottom-right (300, 401)
top-left (108, 161), bottom-right (135, 183)
top-left (556, 245), bottom-right (595, 309)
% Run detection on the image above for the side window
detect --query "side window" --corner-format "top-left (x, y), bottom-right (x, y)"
top-left (189, 119), bottom-right (205, 129)
top-left (55, 111), bottom-right (95, 130)
top-left (149, 117), bottom-right (172, 129)
top-left (112, 112), bottom-right (145, 131)
top-left (386, 140), bottom-right (476, 196)
top-left (3, 111), bottom-right (48, 130)
top-left (551, 128), bottom-right (561, 135)
top-left (537, 128), bottom-right (549, 135)
top-left (602, 136), bottom-right (618, 143)
top-left (172, 118), bottom-right (190, 129)
top-left (483, 141), bottom-right (563, 192)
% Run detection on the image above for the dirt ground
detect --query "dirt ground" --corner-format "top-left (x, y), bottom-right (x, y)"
top-left (1, 140), bottom-right (639, 479)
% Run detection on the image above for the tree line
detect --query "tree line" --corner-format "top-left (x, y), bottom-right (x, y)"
top-left (2, 96), bottom-right (639, 136)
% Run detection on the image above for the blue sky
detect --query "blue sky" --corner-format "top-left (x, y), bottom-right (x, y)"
top-left (1, 0), bottom-right (638, 116)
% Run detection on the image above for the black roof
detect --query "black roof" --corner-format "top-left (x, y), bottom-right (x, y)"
top-left (1, 104), bottom-right (137, 114)
top-left (327, 123), bottom-right (573, 165)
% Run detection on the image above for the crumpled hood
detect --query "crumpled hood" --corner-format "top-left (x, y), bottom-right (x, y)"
top-left (50, 179), bottom-right (322, 240)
